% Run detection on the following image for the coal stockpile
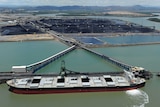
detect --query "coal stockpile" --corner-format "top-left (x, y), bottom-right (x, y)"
top-left (39, 18), bottom-right (156, 33)
top-left (1, 23), bottom-right (42, 35)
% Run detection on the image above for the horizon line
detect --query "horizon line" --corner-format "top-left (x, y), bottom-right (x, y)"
top-left (0, 4), bottom-right (159, 8)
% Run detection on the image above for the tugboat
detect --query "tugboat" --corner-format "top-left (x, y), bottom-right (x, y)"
top-left (157, 72), bottom-right (160, 77)
top-left (6, 61), bottom-right (146, 94)
top-left (130, 66), bottom-right (153, 79)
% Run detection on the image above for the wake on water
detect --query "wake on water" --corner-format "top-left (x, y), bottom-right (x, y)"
top-left (126, 89), bottom-right (149, 107)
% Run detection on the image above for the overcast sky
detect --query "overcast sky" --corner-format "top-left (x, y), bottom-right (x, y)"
top-left (0, 0), bottom-right (159, 6)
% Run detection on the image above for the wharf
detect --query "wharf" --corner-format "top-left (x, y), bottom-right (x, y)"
top-left (0, 71), bottom-right (57, 84)
top-left (0, 17), bottom-right (153, 85)
top-left (0, 71), bottom-right (125, 84)
top-left (0, 72), bottom-right (30, 84)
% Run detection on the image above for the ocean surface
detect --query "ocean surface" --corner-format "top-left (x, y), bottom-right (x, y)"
top-left (0, 14), bottom-right (160, 107)
top-left (0, 41), bottom-right (160, 107)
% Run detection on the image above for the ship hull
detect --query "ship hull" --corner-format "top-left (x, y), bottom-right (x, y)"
top-left (9, 82), bottom-right (145, 94)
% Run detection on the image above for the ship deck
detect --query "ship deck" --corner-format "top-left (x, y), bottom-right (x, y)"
top-left (7, 74), bottom-right (132, 89)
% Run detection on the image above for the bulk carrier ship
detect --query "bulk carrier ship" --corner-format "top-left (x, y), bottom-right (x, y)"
top-left (7, 67), bottom-right (145, 94)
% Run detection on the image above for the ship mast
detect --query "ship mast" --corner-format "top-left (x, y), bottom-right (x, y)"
top-left (59, 60), bottom-right (67, 77)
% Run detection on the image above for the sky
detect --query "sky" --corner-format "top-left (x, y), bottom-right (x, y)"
top-left (0, 0), bottom-right (159, 7)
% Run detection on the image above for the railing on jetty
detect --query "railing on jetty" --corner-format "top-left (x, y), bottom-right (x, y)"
top-left (81, 46), bottom-right (152, 79)
top-left (82, 46), bottom-right (132, 70)
top-left (12, 45), bottom-right (76, 73)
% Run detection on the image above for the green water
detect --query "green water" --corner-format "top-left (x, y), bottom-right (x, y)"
top-left (0, 41), bottom-right (68, 71)
top-left (0, 40), bottom-right (160, 107)
top-left (1, 15), bottom-right (160, 107)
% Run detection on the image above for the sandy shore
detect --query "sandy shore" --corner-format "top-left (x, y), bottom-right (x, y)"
top-left (106, 11), bottom-right (153, 17)
top-left (0, 34), bottom-right (55, 42)
top-left (1, 32), bottom-right (160, 42)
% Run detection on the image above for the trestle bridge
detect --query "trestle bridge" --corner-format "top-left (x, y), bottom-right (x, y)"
top-left (0, 20), bottom-right (152, 83)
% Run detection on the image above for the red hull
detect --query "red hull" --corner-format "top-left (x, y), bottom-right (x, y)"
top-left (9, 82), bottom-right (145, 94)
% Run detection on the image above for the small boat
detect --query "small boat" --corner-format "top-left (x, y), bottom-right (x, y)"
top-left (157, 72), bottom-right (160, 76)
top-left (6, 69), bottom-right (146, 94)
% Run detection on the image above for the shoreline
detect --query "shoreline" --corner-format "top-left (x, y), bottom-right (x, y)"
top-left (81, 41), bottom-right (160, 48)
top-left (0, 32), bottom-right (160, 41)
top-left (0, 34), bottom-right (55, 42)
top-left (1, 33), bottom-right (160, 47)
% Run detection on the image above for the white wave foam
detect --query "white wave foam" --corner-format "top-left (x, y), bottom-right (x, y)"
top-left (126, 89), bottom-right (149, 107)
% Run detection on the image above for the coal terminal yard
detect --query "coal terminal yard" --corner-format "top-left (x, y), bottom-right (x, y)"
top-left (1, 18), bottom-right (158, 36)
top-left (1, 22), bottom-right (43, 36)
top-left (45, 17), bottom-right (159, 47)
top-left (38, 18), bottom-right (157, 34)
top-left (0, 17), bottom-right (159, 47)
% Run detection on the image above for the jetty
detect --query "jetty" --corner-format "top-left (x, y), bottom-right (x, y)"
top-left (0, 18), bottom-right (153, 84)
top-left (0, 44), bottom-right (152, 84)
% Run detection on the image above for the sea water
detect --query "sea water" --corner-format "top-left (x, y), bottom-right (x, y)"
top-left (0, 41), bottom-right (160, 107)
top-left (1, 14), bottom-right (160, 107)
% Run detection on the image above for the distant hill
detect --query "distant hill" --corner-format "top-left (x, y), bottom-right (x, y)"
top-left (0, 5), bottom-right (160, 12)
top-left (29, 6), bottom-right (106, 12)
top-left (32, 5), bottom-right (160, 12)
